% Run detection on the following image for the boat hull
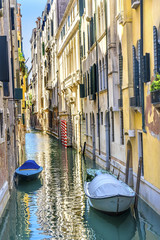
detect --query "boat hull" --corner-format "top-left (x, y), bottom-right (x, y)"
top-left (88, 194), bottom-right (135, 214)
top-left (15, 167), bottom-right (43, 182)
top-left (84, 178), bottom-right (135, 214)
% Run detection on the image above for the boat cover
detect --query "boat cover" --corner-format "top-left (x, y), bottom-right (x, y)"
top-left (19, 160), bottom-right (40, 170)
top-left (88, 174), bottom-right (135, 198)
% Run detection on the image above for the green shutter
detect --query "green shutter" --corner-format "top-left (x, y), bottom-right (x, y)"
top-left (79, 0), bottom-right (84, 16)
top-left (80, 84), bottom-right (85, 98)
top-left (119, 54), bottom-right (123, 99)
top-left (14, 88), bottom-right (23, 100)
top-left (89, 67), bottom-right (92, 95)
top-left (0, 36), bottom-right (9, 82)
top-left (42, 42), bottom-right (45, 56)
top-left (22, 113), bottom-right (25, 125)
top-left (90, 17), bottom-right (93, 47)
top-left (94, 13), bottom-right (96, 43)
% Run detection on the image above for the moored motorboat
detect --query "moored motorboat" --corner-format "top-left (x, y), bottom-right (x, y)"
top-left (15, 160), bottom-right (43, 181)
top-left (84, 173), bottom-right (135, 214)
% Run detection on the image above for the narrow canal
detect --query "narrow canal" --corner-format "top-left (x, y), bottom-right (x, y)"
top-left (0, 131), bottom-right (160, 240)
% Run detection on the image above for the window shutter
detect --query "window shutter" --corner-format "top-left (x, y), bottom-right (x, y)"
top-left (79, 0), bottom-right (84, 16)
top-left (51, 20), bottom-right (54, 36)
top-left (137, 40), bottom-right (141, 102)
top-left (87, 25), bottom-right (90, 50)
top-left (87, 71), bottom-right (89, 95)
top-left (14, 88), bottom-right (23, 100)
top-left (42, 42), bottom-right (45, 56)
top-left (3, 82), bottom-right (9, 97)
top-left (89, 67), bottom-right (92, 95)
top-left (94, 13), bottom-right (96, 43)
top-left (90, 17), bottom-right (93, 47)
top-left (143, 53), bottom-right (150, 83)
top-left (153, 26), bottom-right (158, 74)
top-left (80, 84), bottom-right (85, 98)
top-left (132, 45), bottom-right (139, 98)
top-left (0, 36), bottom-right (9, 82)
top-left (93, 63), bottom-right (97, 93)
top-left (11, 8), bottom-right (15, 30)
top-left (119, 54), bottom-right (123, 99)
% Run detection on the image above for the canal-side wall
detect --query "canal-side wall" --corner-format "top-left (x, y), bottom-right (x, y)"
top-left (0, 182), bottom-right (10, 219)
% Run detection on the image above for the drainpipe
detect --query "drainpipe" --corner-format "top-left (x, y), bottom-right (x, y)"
top-left (79, 16), bottom-right (82, 151)
top-left (140, 0), bottom-right (146, 133)
top-left (95, 0), bottom-right (101, 155)
top-left (104, 0), bottom-right (110, 170)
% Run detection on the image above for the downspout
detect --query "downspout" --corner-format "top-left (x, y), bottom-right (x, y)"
top-left (95, 0), bottom-right (100, 155)
top-left (104, 0), bottom-right (110, 170)
top-left (140, 0), bottom-right (146, 133)
top-left (79, 13), bottom-right (82, 150)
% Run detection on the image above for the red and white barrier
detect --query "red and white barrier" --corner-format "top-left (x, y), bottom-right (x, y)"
top-left (61, 120), bottom-right (67, 148)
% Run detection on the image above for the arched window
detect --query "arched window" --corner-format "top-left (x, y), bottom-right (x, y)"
top-left (102, 58), bottom-right (105, 90)
top-left (86, 113), bottom-right (88, 135)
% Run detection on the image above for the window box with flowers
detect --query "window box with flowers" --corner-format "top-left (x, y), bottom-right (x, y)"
top-left (150, 73), bottom-right (160, 110)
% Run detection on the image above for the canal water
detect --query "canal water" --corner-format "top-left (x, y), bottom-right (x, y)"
top-left (0, 131), bottom-right (160, 240)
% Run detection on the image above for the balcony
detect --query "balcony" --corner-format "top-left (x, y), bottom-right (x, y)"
top-left (131, 0), bottom-right (140, 9)
top-left (118, 98), bottom-right (123, 109)
top-left (151, 90), bottom-right (160, 111)
top-left (130, 96), bottom-right (141, 108)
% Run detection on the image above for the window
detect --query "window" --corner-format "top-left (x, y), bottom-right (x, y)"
top-left (102, 58), bottom-right (105, 90)
top-left (0, 112), bottom-right (3, 138)
top-left (0, 0), bottom-right (2, 9)
top-left (97, 113), bottom-right (99, 136)
top-left (90, 113), bottom-right (92, 135)
top-left (68, 15), bottom-right (70, 27)
top-left (101, 112), bottom-right (103, 125)
top-left (111, 111), bottom-right (114, 142)
top-left (86, 113), bottom-right (88, 135)
top-left (99, 60), bottom-right (102, 91)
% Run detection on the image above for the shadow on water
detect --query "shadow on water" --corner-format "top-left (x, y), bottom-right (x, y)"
top-left (15, 178), bottom-right (43, 194)
top-left (85, 206), bottom-right (136, 240)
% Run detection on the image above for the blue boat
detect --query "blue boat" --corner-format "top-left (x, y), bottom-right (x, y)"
top-left (15, 160), bottom-right (43, 181)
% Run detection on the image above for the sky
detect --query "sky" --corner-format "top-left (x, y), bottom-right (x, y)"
top-left (18, 0), bottom-right (46, 72)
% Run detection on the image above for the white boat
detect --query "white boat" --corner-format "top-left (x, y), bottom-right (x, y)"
top-left (84, 173), bottom-right (135, 214)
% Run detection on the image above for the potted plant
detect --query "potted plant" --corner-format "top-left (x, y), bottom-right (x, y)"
top-left (150, 73), bottom-right (160, 109)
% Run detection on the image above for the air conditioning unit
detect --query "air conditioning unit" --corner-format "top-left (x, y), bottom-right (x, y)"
top-left (128, 130), bottom-right (135, 137)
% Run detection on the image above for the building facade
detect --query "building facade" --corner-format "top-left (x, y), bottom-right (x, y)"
top-left (29, 0), bottom-right (160, 214)
top-left (0, 0), bottom-right (25, 217)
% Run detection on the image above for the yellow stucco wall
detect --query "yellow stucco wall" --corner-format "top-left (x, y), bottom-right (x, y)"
top-left (122, 0), bottom-right (160, 189)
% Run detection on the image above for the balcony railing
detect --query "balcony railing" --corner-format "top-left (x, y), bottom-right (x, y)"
top-left (151, 90), bottom-right (160, 110)
top-left (131, 0), bottom-right (140, 9)
top-left (130, 96), bottom-right (141, 108)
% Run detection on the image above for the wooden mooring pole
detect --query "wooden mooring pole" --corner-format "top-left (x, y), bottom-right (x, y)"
top-left (134, 157), bottom-right (143, 209)
top-left (83, 142), bottom-right (86, 156)
top-left (125, 149), bottom-right (130, 184)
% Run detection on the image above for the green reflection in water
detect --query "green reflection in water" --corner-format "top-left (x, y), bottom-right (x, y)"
top-left (0, 131), bottom-right (160, 240)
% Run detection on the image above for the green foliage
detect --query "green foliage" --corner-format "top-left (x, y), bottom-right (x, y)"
top-left (150, 73), bottom-right (160, 92)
